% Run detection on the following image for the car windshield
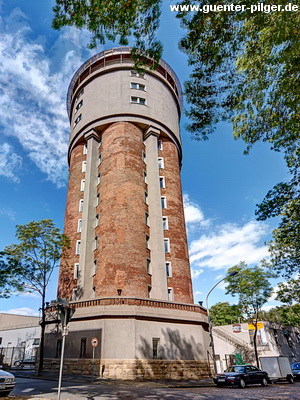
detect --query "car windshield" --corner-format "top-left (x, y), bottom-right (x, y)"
top-left (225, 366), bottom-right (245, 373)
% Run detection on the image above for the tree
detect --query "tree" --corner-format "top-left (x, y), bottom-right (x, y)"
top-left (258, 304), bottom-right (300, 327)
top-left (52, 0), bottom-right (163, 68)
top-left (2, 219), bottom-right (70, 374)
top-left (225, 261), bottom-right (275, 367)
top-left (210, 302), bottom-right (244, 326)
top-left (176, 1), bottom-right (300, 276)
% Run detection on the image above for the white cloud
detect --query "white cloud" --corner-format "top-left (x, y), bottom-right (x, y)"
top-left (189, 220), bottom-right (269, 270)
top-left (191, 269), bottom-right (204, 279)
top-left (0, 307), bottom-right (39, 316)
top-left (215, 274), bottom-right (224, 281)
top-left (194, 291), bottom-right (203, 296)
top-left (0, 143), bottom-right (22, 183)
top-left (0, 206), bottom-right (16, 220)
top-left (183, 194), bottom-right (210, 227)
top-left (0, 9), bottom-right (98, 186)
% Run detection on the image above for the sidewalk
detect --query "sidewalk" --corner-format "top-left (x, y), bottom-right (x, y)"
top-left (12, 368), bottom-right (215, 388)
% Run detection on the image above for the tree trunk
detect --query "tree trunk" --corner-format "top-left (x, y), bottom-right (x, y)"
top-left (38, 292), bottom-right (46, 375)
top-left (253, 317), bottom-right (259, 368)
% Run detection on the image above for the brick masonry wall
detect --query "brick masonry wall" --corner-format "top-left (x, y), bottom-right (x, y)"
top-left (93, 122), bottom-right (151, 297)
top-left (43, 358), bottom-right (213, 380)
top-left (159, 138), bottom-right (193, 303)
top-left (58, 142), bottom-right (86, 299)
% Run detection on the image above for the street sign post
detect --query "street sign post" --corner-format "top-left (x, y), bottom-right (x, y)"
top-left (56, 299), bottom-right (76, 400)
top-left (91, 338), bottom-right (98, 380)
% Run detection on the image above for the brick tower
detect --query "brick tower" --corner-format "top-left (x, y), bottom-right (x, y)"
top-left (45, 48), bottom-right (210, 379)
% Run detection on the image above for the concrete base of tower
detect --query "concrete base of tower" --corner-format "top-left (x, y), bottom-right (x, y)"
top-left (43, 297), bottom-right (212, 380)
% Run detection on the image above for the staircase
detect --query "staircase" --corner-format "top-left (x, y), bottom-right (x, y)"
top-left (213, 327), bottom-right (255, 363)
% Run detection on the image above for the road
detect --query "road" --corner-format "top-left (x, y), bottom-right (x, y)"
top-left (12, 378), bottom-right (300, 400)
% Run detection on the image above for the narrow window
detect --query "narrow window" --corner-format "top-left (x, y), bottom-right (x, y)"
top-left (130, 70), bottom-right (145, 78)
top-left (92, 286), bottom-right (96, 298)
top-left (168, 288), bottom-right (173, 301)
top-left (148, 285), bottom-right (152, 298)
top-left (95, 214), bottom-right (99, 227)
top-left (77, 219), bottom-right (82, 232)
top-left (145, 212), bottom-right (149, 226)
top-left (76, 240), bottom-right (81, 255)
top-left (97, 173), bottom-right (101, 185)
top-left (147, 259), bottom-right (151, 275)
top-left (159, 176), bottom-right (165, 188)
top-left (80, 338), bottom-right (87, 358)
top-left (82, 161), bottom-right (86, 173)
top-left (74, 113), bottom-right (82, 127)
top-left (158, 157), bottom-right (164, 169)
top-left (75, 99), bottom-right (83, 113)
top-left (146, 235), bottom-right (150, 249)
top-left (79, 199), bottom-right (84, 212)
top-left (96, 193), bottom-right (100, 206)
top-left (144, 171), bottom-right (147, 184)
top-left (142, 150), bottom-right (146, 162)
top-left (83, 144), bottom-right (88, 155)
top-left (80, 179), bottom-right (85, 191)
top-left (94, 236), bottom-right (98, 250)
top-left (162, 216), bottom-right (168, 230)
top-left (75, 88), bottom-right (84, 102)
top-left (98, 153), bottom-right (102, 165)
top-left (130, 96), bottom-right (146, 105)
top-left (161, 196), bottom-right (167, 209)
top-left (144, 191), bottom-right (149, 205)
top-left (166, 262), bottom-right (172, 277)
top-left (131, 82), bottom-right (145, 91)
top-left (74, 263), bottom-right (79, 279)
top-left (158, 140), bottom-right (163, 151)
top-left (72, 288), bottom-right (77, 301)
top-left (152, 338), bottom-right (160, 359)
top-left (164, 238), bottom-right (170, 253)
top-left (93, 260), bottom-right (97, 275)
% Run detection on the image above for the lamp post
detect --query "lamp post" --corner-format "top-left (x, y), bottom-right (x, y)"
top-left (205, 271), bottom-right (238, 375)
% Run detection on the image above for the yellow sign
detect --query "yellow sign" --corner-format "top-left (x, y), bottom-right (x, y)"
top-left (248, 322), bottom-right (264, 331)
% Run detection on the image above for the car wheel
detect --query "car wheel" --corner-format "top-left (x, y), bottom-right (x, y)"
top-left (238, 378), bottom-right (246, 388)
top-left (0, 391), bottom-right (11, 397)
top-left (287, 375), bottom-right (294, 384)
top-left (14, 360), bottom-right (22, 368)
top-left (261, 377), bottom-right (268, 386)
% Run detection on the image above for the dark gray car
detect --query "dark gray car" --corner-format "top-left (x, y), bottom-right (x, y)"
top-left (213, 365), bottom-right (269, 388)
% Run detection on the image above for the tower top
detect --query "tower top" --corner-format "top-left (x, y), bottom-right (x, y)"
top-left (66, 47), bottom-right (183, 119)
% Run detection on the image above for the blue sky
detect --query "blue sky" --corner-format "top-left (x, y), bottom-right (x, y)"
top-left (0, 0), bottom-right (289, 316)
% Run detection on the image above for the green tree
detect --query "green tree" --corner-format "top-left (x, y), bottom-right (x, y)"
top-left (210, 302), bottom-right (244, 326)
top-left (2, 219), bottom-right (70, 374)
top-left (225, 261), bottom-right (275, 367)
top-left (52, 0), bottom-right (163, 67)
top-left (176, 1), bottom-right (300, 276)
top-left (258, 304), bottom-right (300, 327)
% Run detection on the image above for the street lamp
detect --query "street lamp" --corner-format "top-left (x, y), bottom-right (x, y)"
top-left (205, 271), bottom-right (238, 375)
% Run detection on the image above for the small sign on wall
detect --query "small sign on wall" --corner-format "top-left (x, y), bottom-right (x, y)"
top-left (232, 324), bottom-right (241, 333)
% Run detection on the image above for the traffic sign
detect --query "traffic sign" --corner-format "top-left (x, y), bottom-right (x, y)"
top-left (91, 338), bottom-right (98, 347)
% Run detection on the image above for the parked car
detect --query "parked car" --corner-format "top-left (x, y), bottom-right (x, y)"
top-left (0, 369), bottom-right (15, 396)
top-left (213, 365), bottom-right (269, 388)
top-left (13, 356), bottom-right (36, 368)
top-left (291, 362), bottom-right (300, 380)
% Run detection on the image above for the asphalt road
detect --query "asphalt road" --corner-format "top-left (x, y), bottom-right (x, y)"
top-left (11, 377), bottom-right (300, 400)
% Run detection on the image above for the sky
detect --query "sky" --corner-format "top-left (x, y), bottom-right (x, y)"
top-left (0, 0), bottom-right (289, 317)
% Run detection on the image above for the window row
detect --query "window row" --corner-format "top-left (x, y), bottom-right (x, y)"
top-left (144, 213), bottom-right (168, 230)
top-left (146, 259), bottom-right (172, 278)
top-left (148, 287), bottom-right (173, 301)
